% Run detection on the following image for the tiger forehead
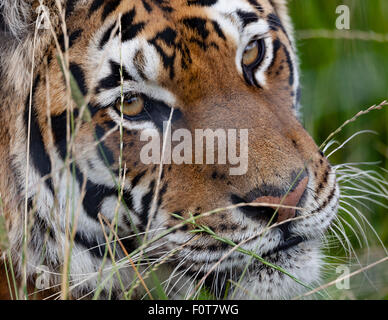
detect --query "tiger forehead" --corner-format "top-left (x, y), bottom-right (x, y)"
top-left (108, 0), bottom-right (274, 42)
top-left (88, 0), bottom-right (274, 23)
top-left (87, 0), bottom-right (276, 55)
top-left (83, 0), bottom-right (279, 88)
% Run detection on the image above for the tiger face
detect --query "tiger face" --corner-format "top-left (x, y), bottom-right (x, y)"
top-left (1, 0), bottom-right (339, 299)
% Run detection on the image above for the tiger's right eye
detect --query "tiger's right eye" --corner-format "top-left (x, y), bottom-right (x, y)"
top-left (242, 39), bottom-right (266, 87)
top-left (242, 39), bottom-right (266, 68)
top-left (115, 95), bottom-right (145, 117)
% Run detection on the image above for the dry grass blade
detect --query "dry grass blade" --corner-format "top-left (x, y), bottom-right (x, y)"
top-left (21, 8), bottom-right (43, 299)
top-left (297, 29), bottom-right (388, 42)
top-left (319, 100), bottom-right (388, 150)
top-left (98, 213), bottom-right (154, 300)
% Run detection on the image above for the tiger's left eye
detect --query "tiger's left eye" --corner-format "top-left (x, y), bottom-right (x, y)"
top-left (242, 39), bottom-right (266, 68)
top-left (115, 95), bottom-right (144, 117)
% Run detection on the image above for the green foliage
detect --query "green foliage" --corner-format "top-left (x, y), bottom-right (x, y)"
top-left (289, 0), bottom-right (388, 299)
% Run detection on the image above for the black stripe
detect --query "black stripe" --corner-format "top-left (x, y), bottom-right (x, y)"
top-left (121, 7), bottom-right (136, 25)
top-left (99, 289), bottom-right (120, 300)
top-left (282, 44), bottom-right (294, 86)
top-left (74, 166), bottom-right (117, 220)
top-left (149, 0), bottom-right (173, 12)
top-left (153, 27), bottom-right (177, 46)
top-left (104, 118), bottom-right (118, 129)
top-left (182, 17), bottom-right (209, 40)
top-left (69, 63), bottom-right (88, 96)
top-left (69, 29), bottom-right (83, 44)
top-left (58, 29), bottom-right (83, 52)
top-left (247, 0), bottom-right (264, 13)
top-left (267, 13), bottom-right (285, 33)
top-left (89, 0), bottom-right (105, 15)
top-left (24, 75), bottom-right (54, 193)
top-left (157, 182), bottom-right (168, 208)
top-left (121, 8), bottom-right (146, 43)
top-left (51, 104), bottom-right (100, 155)
top-left (65, 0), bottom-right (77, 18)
top-left (267, 12), bottom-right (291, 44)
top-left (211, 21), bottom-right (226, 40)
top-left (120, 236), bottom-right (137, 255)
top-left (101, 0), bottom-right (121, 21)
top-left (143, 97), bottom-right (182, 131)
top-left (140, 180), bottom-right (155, 225)
top-left (149, 28), bottom-right (177, 79)
top-left (122, 192), bottom-right (146, 234)
top-left (76, 167), bottom-right (138, 229)
top-left (74, 232), bottom-right (106, 258)
top-left (95, 124), bottom-right (115, 166)
top-left (188, 38), bottom-right (206, 50)
top-left (122, 22), bottom-right (145, 42)
top-left (122, 191), bottom-right (134, 211)
top-left (177, 43), bottom-right (192, 70)
top-left (187, 0), bottom-right (217, 6)
top-left (131, 170), bottom-right (146, 188)
top-left (0, 11), bottom-right (8, 33)
top-left (236, 10), bottom-right (259, 28)
top-left (99, 23), bottom-right (118, 49)
top-left (27, 198), bottom-right (35, 213)
top-left (268, 38), bottom-right (281, 71)
top-left (97, 60), bottom-right (133, 92)
top-left (141, 0), bottom-right (153, 12)
top-left (51, 111), bottom-right (121, 221)
top-left (51, 109), bottom-right (79, 159)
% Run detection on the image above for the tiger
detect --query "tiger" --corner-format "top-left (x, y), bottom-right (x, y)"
top-left (0, 0), bottom-right (339, 300)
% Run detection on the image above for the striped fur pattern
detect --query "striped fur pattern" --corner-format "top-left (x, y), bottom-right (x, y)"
top-left (0, 0), bottom-right (339, 299)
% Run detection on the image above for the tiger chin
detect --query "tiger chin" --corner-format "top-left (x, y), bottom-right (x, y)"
top-left (0, 0), bottom-right (339, 300)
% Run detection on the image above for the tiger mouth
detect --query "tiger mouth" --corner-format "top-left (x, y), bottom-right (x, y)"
top-left (262, 235), bottom-right (306, 258)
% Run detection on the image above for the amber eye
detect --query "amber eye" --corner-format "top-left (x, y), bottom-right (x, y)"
top-left (116, 95), bottom-right (145, 117)
top-left (242, 39), bottom-right (265, 67)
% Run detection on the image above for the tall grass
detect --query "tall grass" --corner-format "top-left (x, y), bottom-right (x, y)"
top-left (290, 0), bottom-right (388, 299)
top-left (0, 0), bottom-right (387, 300)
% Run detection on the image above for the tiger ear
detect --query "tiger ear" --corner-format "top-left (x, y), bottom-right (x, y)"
top-left (0, 0), bottom-right (59, 40)
top-left (0, 0), bottom-right (58, 94)
top-left (269, 0), bottom-right (294, 41)
top-left (0, 0), bottom-right (36, 40)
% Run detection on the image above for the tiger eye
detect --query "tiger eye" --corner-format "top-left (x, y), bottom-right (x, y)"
top-left (116, 96), bottom-right (144, 117)
top-left (242, 40), bottom-right (261, 66)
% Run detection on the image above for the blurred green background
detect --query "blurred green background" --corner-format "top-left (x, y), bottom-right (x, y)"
top-left (288, 0), bottom-right (388, 299)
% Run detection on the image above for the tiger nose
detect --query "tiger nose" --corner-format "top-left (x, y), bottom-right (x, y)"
top-left (253, 177), bottom-right (309, 223)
